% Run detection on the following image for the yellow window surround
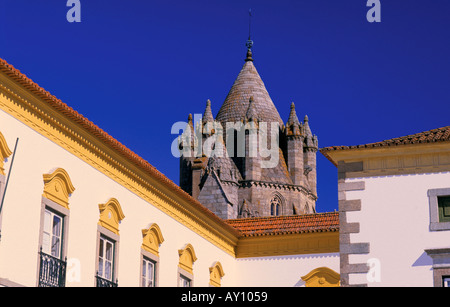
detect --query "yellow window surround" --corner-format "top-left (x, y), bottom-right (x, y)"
top-left (178, 243), bottom-right (197, 275)
top-left (42, 168), bottom-right (75, 209)
top-left (209, 261), bottom-right (225, 287)
top-left (301, 267), bottom-right (340, 287)
top-left (141, 223), bottom-right (165, 257)
top-left (0, 131), bottom-right (12, 176)
top-left (98, 198), bottom-right (125, 235)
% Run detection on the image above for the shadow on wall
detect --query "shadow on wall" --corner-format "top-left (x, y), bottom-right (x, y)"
top-left (412, 251), bottom-right (433, 267)
top-left (293, 279), bottom-right (306, 287)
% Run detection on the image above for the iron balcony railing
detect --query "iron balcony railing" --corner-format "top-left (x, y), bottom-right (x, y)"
top-left (95, 273), bottom-right (118, 287)
top-left (38, 248), bottom-right (67, 287)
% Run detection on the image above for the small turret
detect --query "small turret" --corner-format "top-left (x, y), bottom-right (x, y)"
top-left (286, 102), bottom-right (302, 136)
top-left (285, 102), bottom-right (304, 185)
top-left (302, 115), bottom-right (318, 197)
top-left (202, 99), bottom-right (214, 124)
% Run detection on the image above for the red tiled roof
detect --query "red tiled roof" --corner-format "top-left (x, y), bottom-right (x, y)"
top-left (0, 57), bottom-right (241, 237)
top-left (225, 212), bottom-right (339, 237)
top-left (320, 126), bottom-right (450, 165)
top-left (321, 126), bottom-right (450, 152)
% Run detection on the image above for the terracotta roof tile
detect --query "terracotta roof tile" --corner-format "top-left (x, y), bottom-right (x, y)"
top-left (226, 212), bottom-right (339, 237)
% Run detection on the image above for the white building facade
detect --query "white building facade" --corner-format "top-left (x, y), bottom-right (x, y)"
top-left (322, 126), bottom-right (450, 287)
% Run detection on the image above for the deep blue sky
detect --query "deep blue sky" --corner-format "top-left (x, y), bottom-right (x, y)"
top-left (1, 0), bottom-right (449, 213)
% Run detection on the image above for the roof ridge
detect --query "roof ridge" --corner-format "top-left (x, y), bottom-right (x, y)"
top-left (321, 125), bottom-right (450, 153)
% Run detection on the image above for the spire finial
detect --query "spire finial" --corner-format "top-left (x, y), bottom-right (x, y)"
top-left (202, 99), bottom-right (214, 123)
top-left (245, 9), bottom-right (254, 62)
top-left (287, 102), bottom-right (300, 127)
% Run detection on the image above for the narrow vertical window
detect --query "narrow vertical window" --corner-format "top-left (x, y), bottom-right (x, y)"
top-left (38, 168), bottom-right (74, 288)
top-left (97, 236), bottom-right (116, 285)
top-left (140, 223), bottom-right (163, 287)
top-left (178, 243), bottom-right (196, 287)
top-left (39, 207), bottom-right (67, 287)
top-left (142, 257), bottom-right (155, 287)
top-left (96, 198), bottom-right (124, 287)
top-left (270, 195), bottom-right (282, 216)
top-left (42, 209), bottom-right (63, 258)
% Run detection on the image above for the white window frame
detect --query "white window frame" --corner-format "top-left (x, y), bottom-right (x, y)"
top-left (141, 257), bottom-right (156, 287)
top-left (42, 208), bottom-right (64, 259)
top-left (98, 235), bottom-right (115, 282)
top-left (36, 197), bottom-right (70, 287)
top-left (95, 225), bottom-right (120, 286)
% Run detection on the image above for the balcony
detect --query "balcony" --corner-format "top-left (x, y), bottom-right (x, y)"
top-left (38, 249), bottom-right (66, 287)
top-left (95, 273), bottom-right (118, 287)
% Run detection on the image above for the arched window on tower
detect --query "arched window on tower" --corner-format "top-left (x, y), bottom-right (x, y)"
top-left (270, 195), bottom-right (282, 216)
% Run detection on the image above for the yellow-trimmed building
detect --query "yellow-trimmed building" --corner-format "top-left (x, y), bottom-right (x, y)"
top-left (0, 57), bottom-right (339, 287)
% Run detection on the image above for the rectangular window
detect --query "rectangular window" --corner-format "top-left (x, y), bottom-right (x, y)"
top-left (438, 196), bottom-right (450, 223)
top-left (443, 276), bottom-right (450, 287)
top-left (98, 236), bottom-right (115, 281)
top-left (42, 209), bottom-right (64, 259)
top-left (38, 205), bottom-right (67, 287)
top-left (179, 274), bottom-right (191, 287)
top-left (142, 257), bottom-right (156, 287)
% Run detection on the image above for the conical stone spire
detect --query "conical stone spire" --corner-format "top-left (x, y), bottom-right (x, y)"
top-left (202, 99), bottom-right (214, 124)
top-left (303, 115), bottom-right (312, 136)
top-left (216, 51), bottom-right (283, 129)
top-left (303, 115), bottom-right (318, 150)
top-left (286, 102), bottom-right (301, 136)
top-left (288, 102), bottom-right (300, 125)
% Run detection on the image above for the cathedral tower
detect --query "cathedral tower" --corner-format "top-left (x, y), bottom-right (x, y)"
top-left (179, 42), bottom-right (318, 219)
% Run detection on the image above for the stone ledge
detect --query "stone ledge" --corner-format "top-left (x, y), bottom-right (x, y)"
top-left (339, 199), bottom-right (362, 212)
top-left (340, 243), bottom-right (370, 254)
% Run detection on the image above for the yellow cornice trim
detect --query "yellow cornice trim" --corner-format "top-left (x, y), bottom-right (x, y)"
top-left (42, 168), bottom-right (75, 209)
top-left (98, 198), bottom-right (125, 235)
top-left (0, 130), bottom-right (12, 175)
top-left (0, 72), bottom-right (238, 256)
top-left (323, 141), bottom-right (450, 165)
top-left (141, 223), bottom-right (165, 257)
top-left (235, 231), bottom-right (339, 258)
top-left (301, 267), bottom-right (340, 287)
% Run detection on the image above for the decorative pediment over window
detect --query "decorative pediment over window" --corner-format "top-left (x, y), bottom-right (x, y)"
top-left (209, 261), bottom-right (225, 287)
top-left (42, 168), bottom-right (75, 209)
top-left (178, 243), bottom-right (197, 275)
top-left (98, 198), bottom-right (125, 235)
top-left (0, 131), bottom-right (12, 176)
top-left (141, 223), bottom-right (165, 257)
top-left (301, 267), bottom-right (340, 287)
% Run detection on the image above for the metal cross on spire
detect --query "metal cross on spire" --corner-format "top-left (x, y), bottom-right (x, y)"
top-left (246, 9), bottom-right (253, 51)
